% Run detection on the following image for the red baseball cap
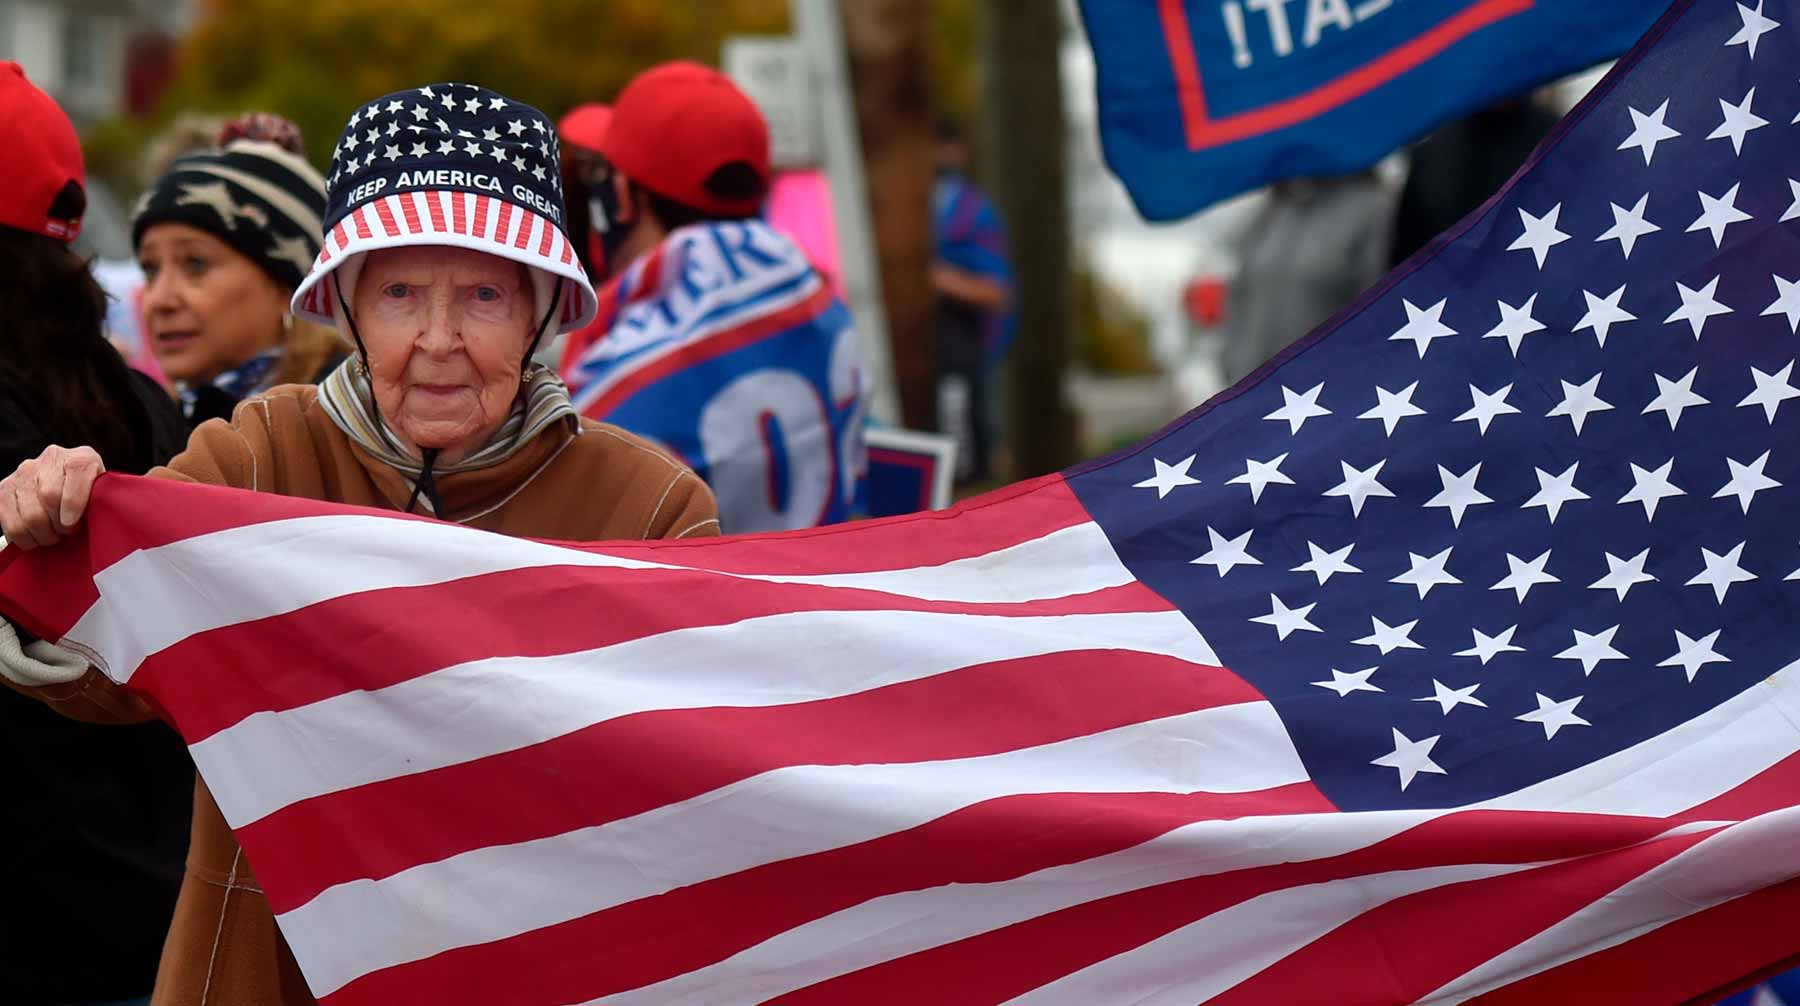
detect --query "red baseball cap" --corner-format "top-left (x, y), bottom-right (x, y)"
top-left (558, 103), bottom-right (612, 155)
top-left (599, 61), bottom-right (770, 217)
top-left (0, 61), bottom-right (85, 241)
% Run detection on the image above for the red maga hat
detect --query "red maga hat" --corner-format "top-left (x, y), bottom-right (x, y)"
top-left (599, 61), bottom-right (770, 217)
top-left (558, 103), bottom-right (612, 155)
top-left (1, 61), bottom-right (85, 241)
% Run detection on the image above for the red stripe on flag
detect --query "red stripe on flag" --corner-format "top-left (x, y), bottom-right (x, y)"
top-left (772, 811), bottom-right (1707, 1006)
top-left (472, 194), bottom-right (490, 240)
top-left (425, 191), bottom-right (447, 233)
top-left (0, 528), bottom-right (101, 642)
top-left (580, 285), bottom-right (838, 420)
top-left (372, 198), bottom-right (399, 237)
top-left (399, 193), bottom-right (422, 235)
top-left (1203, 825), bottom-right (1720, 1006)
top-left (242, 647), bottom-right (1253, 912)
top-left (322, 785), bottom-right (1335, 1006)
top-left (1475, 874), bottom-right (1800, 1006)
top-left (495, 201), bottom-right (515, 245)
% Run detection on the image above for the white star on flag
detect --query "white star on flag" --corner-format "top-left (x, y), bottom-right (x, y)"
top-left (1727, 1), bottom-right (1780, 58)
top-left (1455, 625), bottom-right (1524, 665)
top-left (1359, 381), bottom-right (1427, 436)
top-left (1371, 729), bottom-right (1445, 790)
top-left (1424, 463), bottom-right (1492, 528)
top-left (1481, 294), bottom-right (1547, 356)
top-left (1454, 382), bottom-right (1520, 435)
top-left (1312, 667), bottom-right (1382, 697)
top-left (1190, 527), bottom-right (1261, 577)
top-left (1555, 625), bottom-right (1628, 675)
top-left (1517, 693), bottom-right (1591, 739)
top-left (508, 119), bottom-right (528, 136)
top-left (1686, 184), bottom-right (1753, 247)
top-left (1545, 373), bottom-right (1613, 435)
top-left (1415, 679), bottom-right (1487, 715)
top-left (1387, 299), bottom-right (1456, 358)
top-left (1132, 455), bottom-right (1200, 498)
top-left (1589, 549), bottom-right (1657, 601)
top-left (1641, 367), bottom-right (1708, 429)
top-left (1713, 451), bottom-right (1781, 513)
top-left (1595, 194), bottom-right (1660, 259)
top-left (1226, 452), bottom-right (1294, 503)
top-left (1785, 179), bottom-right (1800, 220)
top-left (410, 142), bottom-right (428, 157)
top-left (1324, 459), bottom-right (1395, 517)
top-left (1762, 275), bottom-right (1800, 332)
top-left (410, 105), bottom-right (430, 121)
top-left (464, 97), bottom-right (482, 113)
top-left (1658, 629), bottom-right (1730, 682)
top-left (437, 140), bottom-right (457, 155)
top-left (1618, 459), bottom-right (1685, 521)
top-left (1522, 463), bottom-right (1590, 523)
top-left (1738, 362), bottom-right (1800, 423)
top-left (488, 97), bottom-right (507, 110)
top-left (1250, 594), bottom-right (1321, 640)
top-left (1292, 542), bottom-right (1360, 585)
top-left (1491, 550), bottom-right (1559, 603)
top-left (1264, 383), bottom-right (1331, 434)
top-left (1706, 87), bottom-right (1768, 154)
top-left (1618, 99), bottom-right (1680, 165)
top-left (1686, 542), bottom-right (1756, 604)
top-left (1507, 204), bottom-right (1571, 268)
top-left (1574, 285), bottom-right (1637, 348)
top-left (1391, 547), bottom-right (1460, 599)
top-left (1354, 616), bottom-right (1423, 655)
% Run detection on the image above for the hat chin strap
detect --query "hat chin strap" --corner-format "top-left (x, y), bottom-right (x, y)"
top-left (329, 268), bottom-right (566, 518)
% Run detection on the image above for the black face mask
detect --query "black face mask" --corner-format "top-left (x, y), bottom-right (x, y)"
top-left (589, 181), bottom-right (632, 273)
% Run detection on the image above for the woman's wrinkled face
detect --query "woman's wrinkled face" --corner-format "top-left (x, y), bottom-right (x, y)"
top-left (353, 246), bottom-right (535, 464)
top-left (139, 222), bottom-right (290, 385)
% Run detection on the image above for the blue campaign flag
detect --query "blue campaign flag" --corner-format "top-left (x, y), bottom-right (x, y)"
top-left (561, 219), bottom-right (868, 534)
top-left (1078, 0), bottom-right (1672, 220)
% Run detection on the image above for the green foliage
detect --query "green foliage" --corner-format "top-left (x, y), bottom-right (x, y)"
top-left (148, 0), bottom-right (789, 170)
top-left (1071, 266), bottom-right (1159, 375)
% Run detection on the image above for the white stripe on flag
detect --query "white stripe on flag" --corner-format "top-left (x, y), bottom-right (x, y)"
top-left (67, 515), bottom-right (1139, 683)
top-left (197, 607), bottom-right (1220, 827)
top-left (1008, 861), bottom-right (1551, 1006)
top-left (1418, 808), bottom-right (1800, 1005)
top-left (281, 703), bottom-right (1309, 996)
top-left (588, 809), bottom-right (1439, 1006)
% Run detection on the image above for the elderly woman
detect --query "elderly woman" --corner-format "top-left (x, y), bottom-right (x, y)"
top-left (0, 84), bottom-right (718, 1005)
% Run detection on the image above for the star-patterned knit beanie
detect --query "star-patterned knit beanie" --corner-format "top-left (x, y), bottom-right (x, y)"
top-left (131, 138), bottom-right (327, 291)
top-left (290, 82), bottom-right (597, 334)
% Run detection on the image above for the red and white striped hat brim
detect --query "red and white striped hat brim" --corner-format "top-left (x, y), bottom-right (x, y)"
top-left (290, 189), bottom-right (597, 333)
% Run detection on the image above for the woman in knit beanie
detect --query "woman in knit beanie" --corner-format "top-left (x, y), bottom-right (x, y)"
top-left (132, 121), bottom-right (348, 425)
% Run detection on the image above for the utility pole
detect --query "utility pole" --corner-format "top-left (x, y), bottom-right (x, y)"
top-left (835, 0), bottom-right (938, 431)
top-left (984, 1), bottom-right (1078, 476)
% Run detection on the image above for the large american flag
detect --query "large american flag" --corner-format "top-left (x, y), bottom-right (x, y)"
top-left (5, 0), bottom-right (1800, 1002)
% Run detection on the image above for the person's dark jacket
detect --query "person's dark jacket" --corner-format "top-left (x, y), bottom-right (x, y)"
top-left (0, 368), bottom-right (193, 1005)
top-left (1390, 100), bottom-right (1561, 267)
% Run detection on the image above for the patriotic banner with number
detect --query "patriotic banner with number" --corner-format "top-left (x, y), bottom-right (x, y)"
top-left (6, 1), bottom-right (1800, 1002)
top-left (559, 218), bottom-right (868, 534)
top-left (1079, 0), bottom-right (1670, 220)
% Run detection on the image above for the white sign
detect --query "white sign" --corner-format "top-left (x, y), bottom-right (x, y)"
top-left (722, 35), bottom-right (820, 170)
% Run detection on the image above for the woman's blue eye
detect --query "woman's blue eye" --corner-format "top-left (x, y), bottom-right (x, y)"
top-left (384, 283), bottom-right (409, 298)
top-left (474, 287), bottom-right (501, 302)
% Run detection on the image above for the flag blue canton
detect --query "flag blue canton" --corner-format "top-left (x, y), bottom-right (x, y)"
top-left (323, 83), bottom-right (564, 229)
top-left (1069, 0), bottom-right (1800, 813)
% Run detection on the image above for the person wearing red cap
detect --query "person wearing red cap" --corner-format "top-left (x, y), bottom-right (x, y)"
top-left (555, 102), bottom-right (613, 284)
top-left (0, 60), bottom-right (192, 1006)
top-left (561, 61), bottom-right (870, 532)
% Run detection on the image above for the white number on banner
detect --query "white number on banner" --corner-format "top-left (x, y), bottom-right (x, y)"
top-left (698, 368), bottom-right (836, 532)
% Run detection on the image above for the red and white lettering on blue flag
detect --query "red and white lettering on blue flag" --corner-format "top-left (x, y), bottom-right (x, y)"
top-left (5, 1), bottom-right (1800, 1001)
top-left (560, 219), bottom-right (868, 533)
top-left (1079, 0), bottom-right (1670, 220)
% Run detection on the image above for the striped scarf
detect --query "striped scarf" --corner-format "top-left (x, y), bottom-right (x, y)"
top-left (318, 360), bottom-right (579, 479)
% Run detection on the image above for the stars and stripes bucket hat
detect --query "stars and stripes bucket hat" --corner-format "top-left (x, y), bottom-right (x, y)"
top-left (291, 83), bottom-right (598, 333)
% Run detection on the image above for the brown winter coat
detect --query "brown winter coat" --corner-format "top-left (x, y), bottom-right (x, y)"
top-left (19, 384), bottom-right (719, 1004)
